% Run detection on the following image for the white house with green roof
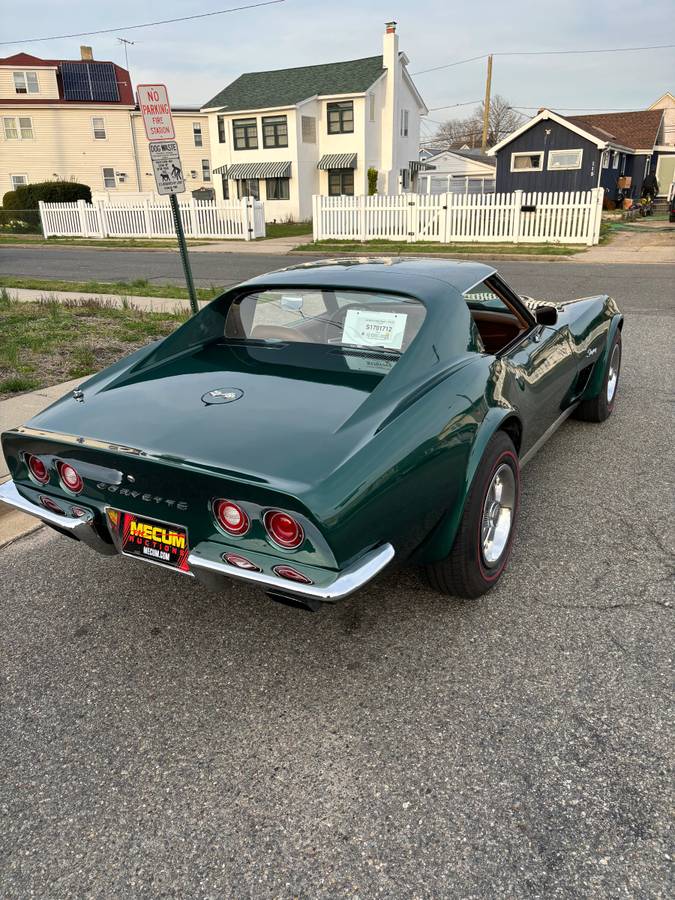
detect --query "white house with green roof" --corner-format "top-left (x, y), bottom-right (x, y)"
top-left (201, 22), bottom-right (427, 221)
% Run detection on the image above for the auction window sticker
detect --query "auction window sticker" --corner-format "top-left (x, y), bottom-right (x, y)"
top-left (342, 309), bottom-right (407, 350)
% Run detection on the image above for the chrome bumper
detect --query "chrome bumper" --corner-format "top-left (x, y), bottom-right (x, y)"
top-left (188, 542), bottom-right (395, 603)
top-left (0, 479), bottom-right (117, 555)
top-left (1, 479), bottom-right (395, 603)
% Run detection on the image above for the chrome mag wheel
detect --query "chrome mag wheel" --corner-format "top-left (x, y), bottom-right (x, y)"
top-left (481, 463), bottom-right (516, 568)
top-left (606, 343), bottom-right (620, 403)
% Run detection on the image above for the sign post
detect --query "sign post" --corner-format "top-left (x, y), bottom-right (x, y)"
top-left (138, 84), bottom-right (199, 316)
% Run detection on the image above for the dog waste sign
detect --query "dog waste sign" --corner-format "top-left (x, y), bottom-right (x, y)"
top-left (149, 141), bottom-right (185, 196)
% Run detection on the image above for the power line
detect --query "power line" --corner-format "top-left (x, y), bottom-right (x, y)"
top-left (0, 0), bottom-right (285, 45)
top-left (510, 105), bottom-right (655, 112)
top-left (413, 41), bottom-right (675, 75)
top-left (427, 99), bottom-right (482, 112)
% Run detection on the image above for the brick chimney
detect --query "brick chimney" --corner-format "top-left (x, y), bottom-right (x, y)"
top-left (80, 45), bottom-right (93, 61)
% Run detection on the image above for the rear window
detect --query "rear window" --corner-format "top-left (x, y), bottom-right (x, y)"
top-left (224, 288), bottom-right (426, 356)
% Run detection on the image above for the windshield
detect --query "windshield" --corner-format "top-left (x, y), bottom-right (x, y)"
top-left (224, 288), bottom-right (426, 357)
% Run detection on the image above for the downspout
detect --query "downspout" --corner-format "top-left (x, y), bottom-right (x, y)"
top-left (129, 110), bottom-right (143, 191)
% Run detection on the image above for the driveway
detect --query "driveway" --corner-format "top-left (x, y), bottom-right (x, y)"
top-left (1, 262), bottom-right (673, 898)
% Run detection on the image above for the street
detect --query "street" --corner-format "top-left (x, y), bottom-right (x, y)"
top-left (1, 257), bottom-right (673, 897)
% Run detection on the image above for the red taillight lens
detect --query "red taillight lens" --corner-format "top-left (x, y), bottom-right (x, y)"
top-left (213, 499), bottom-right (250, 536)
top-left (264, 510), bottom-right (304, 549)
top-left (222, 552), bottom-right (261, 572)
top-left (56, 461), bottom-right (83, 494)
top-left (273, 565), bottom-right (313, 584)
top-left (26, 454), bottom-right (49, 484)
top-left (39, 495), bottom-right (65, 515)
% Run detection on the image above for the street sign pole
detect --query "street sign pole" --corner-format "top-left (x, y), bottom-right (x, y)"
top-left (169, 193), bottom-right (199, 316)
top-left (138, 84), bottom-right (199, 316)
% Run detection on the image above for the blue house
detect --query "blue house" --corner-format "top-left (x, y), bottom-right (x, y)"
top-left (488, 108), bottom-right (663, 205)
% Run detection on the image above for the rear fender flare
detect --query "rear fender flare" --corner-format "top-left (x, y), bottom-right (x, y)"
top-left (414, 407), bottom-right (522, 563)
top-left (583, 313), bottom-right (623, 400)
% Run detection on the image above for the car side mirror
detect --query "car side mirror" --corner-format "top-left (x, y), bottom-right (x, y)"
top-left (535, 305), bottom-right (557, 326)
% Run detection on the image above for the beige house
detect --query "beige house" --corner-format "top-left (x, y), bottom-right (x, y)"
top-left (202, 22), bottom-right (427, 221)
top-left (649, 92), bottom-right (675, 195)
top-left (0, 48), bottom-right (211, 200)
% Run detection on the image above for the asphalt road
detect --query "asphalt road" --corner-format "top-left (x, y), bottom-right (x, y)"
top-left (1, 260), bottom-right (674, 897)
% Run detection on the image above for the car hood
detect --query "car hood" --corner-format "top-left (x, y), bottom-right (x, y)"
top-left (26, 343), bottom-right (395, 491)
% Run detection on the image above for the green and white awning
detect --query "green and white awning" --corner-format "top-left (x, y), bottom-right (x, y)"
top-left (212, 164), bottom-right (229, 175)
top-left (317, 153), bottom-right (357, 170)
top-left (226, 161), bottom-right (292, 179)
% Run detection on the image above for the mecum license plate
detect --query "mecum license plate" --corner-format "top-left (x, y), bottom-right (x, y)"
top-left (116, 511), bottom-right (190, 572)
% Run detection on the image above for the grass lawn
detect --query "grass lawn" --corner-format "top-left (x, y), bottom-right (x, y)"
top-left (0, 289), bottom-right (188, 400)
top-left (293, 239), bottom-right (586, 256)
top-left (0, 275), bottom-right (223, 303)
top-left (260, 222), bottom-right (312, 240)
top-left (0, 234), bottom-right (225, 248)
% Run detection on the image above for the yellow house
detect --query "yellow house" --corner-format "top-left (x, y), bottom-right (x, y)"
top-left (0, 48), bottom-right (211, 200)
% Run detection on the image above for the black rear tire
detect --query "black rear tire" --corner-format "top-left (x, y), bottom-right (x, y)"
top-left (574, 330), bottom-right (622, 423)
top-left (422, 431), bottom-right (520, 598)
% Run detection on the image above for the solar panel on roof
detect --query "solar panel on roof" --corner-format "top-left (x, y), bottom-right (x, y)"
top-left (61, 62), bottom-right (120, 102)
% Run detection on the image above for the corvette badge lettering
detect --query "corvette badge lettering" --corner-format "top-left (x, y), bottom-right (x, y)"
top-left (96, 482), bottom-right (188, 510)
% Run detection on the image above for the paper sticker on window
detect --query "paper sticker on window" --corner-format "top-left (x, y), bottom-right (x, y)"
top-left (342, 309), bottom-right (407, 350)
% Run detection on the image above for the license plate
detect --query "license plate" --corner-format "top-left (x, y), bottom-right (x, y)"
top-left (114, 510), bottom-right (190, 572)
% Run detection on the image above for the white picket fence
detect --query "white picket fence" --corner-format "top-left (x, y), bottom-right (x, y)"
top-left (39, 198), bottom-right (266, 240)
top-left (312, 188), bottom-right (605, 245)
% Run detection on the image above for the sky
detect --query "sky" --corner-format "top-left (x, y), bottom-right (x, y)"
top-left (1, 0), bottom-right (673, 135)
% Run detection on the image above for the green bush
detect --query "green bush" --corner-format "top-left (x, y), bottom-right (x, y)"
top-left (2, 180), bottom-right (91, 210)
top-left (367, 167), bottom-right (378, 195)
top-left (1, 181), bottom-right (91, 231)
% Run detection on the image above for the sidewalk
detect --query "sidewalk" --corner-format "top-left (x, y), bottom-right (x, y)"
top-left (7, 286), bottom-right (206, 313)
top-left (189, 233), bottom-right (312, 253)
top-left (0, 377), bottom-right (81, 546)
top-left (578, 226), bottom-right (675, 264)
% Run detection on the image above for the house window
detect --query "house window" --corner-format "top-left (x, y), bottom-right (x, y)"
top-left (602, 150), bottom-right (610, 168)
top-left (266, 177), bottom-right (290, 200)
top-left (262, 115), bottom-right (288, 149)
top-left (221, 174), bottom-right (229, 199)
top-left (102, 167), bottom-right (116, 188)
top-left (612, 151), bottom-right (620, 170)
top-left (201, 159), bottom-right (211, 181)
top-left (217, 115), bottom-right (226, 143)
top-left (11, 174), bottom-right (28, 190)
top-left (547, 148), bottom-right (583, 170)
top-left (327, 101), bottom-right (353, 134)
top-left (369, 93), bottom-right (375, 123)
top-left (644, 157), bottom-right (651, 178)
top-left (237, 178), bottom-right (260, 199)
top-left (301, 115), bottom-right (316, 143)
top-left (620, 154), bottom-right (627, 175)
top-left (3, 117), bottom-right (34, 140)
top-left (510, 151), bottom-right (543, 172)
top-left (233, 118), bottom-right (258, 150)
top-left (13, 71), bottom-right (39, 94)
top-left (399, 168), bottom-right (410, 190)
top-left (327, 169), bottom-right (354, 196)
top-left (92, 117), bottom-right (106, 139)
top-left (400, 109), bottom-right (409, 137)
top-left (193, 122), bottom-right (203, 147)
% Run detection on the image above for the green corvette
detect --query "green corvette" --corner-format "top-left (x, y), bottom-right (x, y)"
top-left (0, 259), bottom-right (622, 610)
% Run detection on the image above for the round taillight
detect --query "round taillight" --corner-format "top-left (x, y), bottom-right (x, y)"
top-left (273, 565), bottom-right (313, 584)
top-left (57, 461), bottom-right (83, 494)
top-left (26, 454), bottom-right (49, 485)
top-left (264, 510), bottom-right (304, 549)
top-left (223, 552), bottom-right (261, 572)
top-left (70, 506), bottom-right (88, 518)
top-left (213, 499), bottom-right (250, 536)
top-left (39, 495), bottom-right (64, 515)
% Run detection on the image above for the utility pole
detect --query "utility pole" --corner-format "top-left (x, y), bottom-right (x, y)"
top-left (481, 54), bottom-right (493, 152)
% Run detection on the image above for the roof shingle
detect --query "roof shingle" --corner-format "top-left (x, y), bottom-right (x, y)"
top-left (202, 55), bottom-right (385, 112)
top-left (567, 109), bottom-right (663, 151)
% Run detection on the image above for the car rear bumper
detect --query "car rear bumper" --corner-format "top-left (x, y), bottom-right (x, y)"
top-left (0, 479), bottom-right (395, 603)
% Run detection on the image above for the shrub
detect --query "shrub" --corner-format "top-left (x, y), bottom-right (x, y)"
top-left (367, 168), bottom-right (379, 195)
top-left (1, 181), bottom-right (92, 231)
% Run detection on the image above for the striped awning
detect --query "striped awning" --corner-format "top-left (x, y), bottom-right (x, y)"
top-left (317, 153), bottom-right (357, 170)
top-left (212, 164), bottom-right (229, 175)
top-left (226, 161), bottom-right (292, 179)
top-left (409, 160), bottom-right (436, 174)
